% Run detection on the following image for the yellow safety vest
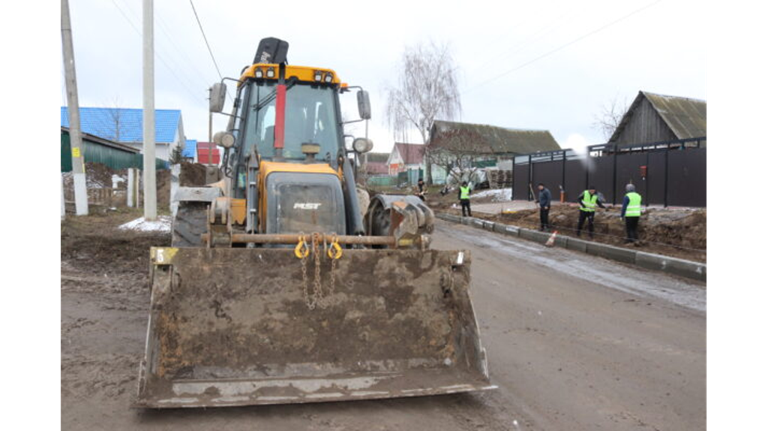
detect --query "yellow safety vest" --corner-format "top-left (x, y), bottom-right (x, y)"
top-left (581, 191), bottom-right (598, 212)
top-left (625, 192), bottom-right (642, 217)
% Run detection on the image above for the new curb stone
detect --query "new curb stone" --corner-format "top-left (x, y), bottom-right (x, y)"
top-left (436, 212), bottom-right (706, 282)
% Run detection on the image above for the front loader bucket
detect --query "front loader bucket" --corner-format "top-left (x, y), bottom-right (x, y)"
top-left (137, 247), bottom-right (494, 408)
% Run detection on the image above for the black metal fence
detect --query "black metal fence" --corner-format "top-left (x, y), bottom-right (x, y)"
top-left (513, 137), bottom-right (706, 207)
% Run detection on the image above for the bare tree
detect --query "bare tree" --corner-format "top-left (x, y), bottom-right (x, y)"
top-left (429, 128), bottom-right (493, 186)
top-left (99, 96), bottom-right (124, 142)
top-left (384, 41), bottom-right (461, 184)
top-left (593, 96), bottom-right (629, 141)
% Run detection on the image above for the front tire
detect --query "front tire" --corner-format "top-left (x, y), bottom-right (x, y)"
top-left (171, 202), bottom-right (208, 247)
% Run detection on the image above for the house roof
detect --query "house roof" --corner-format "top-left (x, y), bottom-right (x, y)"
top-left (610, 91), bottom-right (707, 142)
top-left (183, 139), bottom-right (197, 158)
top-left (363, 162), bottom-right (389, 175)
top-left (61, 126), bottom-right (140, 153)
top-left (61, 107), bottom-right (182, 144)
top-left (430, 120), bottom-right (560, 155)
top-left (393, 143), bottom-right (425, 165)
top-left (197, 142), bottom-right (217, 150)
top-left (365, 152), bottom-right (390, 163)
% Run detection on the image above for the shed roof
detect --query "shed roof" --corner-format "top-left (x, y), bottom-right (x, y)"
top-left (610, 91), bottom-right (707, 142)
top-left (430, 120), bottom-right (560, 155)
top-left (60, 126), bottom-right (140, 153)
top-left (61, 107), bottom-right (181, 144)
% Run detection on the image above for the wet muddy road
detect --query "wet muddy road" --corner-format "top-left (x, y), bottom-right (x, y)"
top-left (61, 220), bottom-right (705, 430)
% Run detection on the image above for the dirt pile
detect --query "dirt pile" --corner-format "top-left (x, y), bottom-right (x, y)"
top-left (86, 162), bottom-right (121, 188)
top-left (180, 161), bottom-right (208, 186)
top-left (61, 210), bottom-right (171, 291)
top-left (62, 162), bottom-right (123, 191)
top-left (156, 168), bottom-right (171, 209)
top-left (62, 162), bottom-right (173, 210)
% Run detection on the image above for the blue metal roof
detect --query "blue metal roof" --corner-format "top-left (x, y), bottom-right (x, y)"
top-left (61, 107), bottom-right (181, 144)
top-left (183, 139), bottom-right (197, 158)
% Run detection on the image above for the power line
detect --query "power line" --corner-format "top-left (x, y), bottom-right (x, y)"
top-left (188, 0), bottom-right (223, 80)
top-left (108, 0), bottom-right (203, 102)
top-left (469, 2), bottom-right (583, 75)
top-left (155, 12), bottom-right (213, 88)
top-left (463, 0), bottom-right (664, 96)
top-left (114, 0), bottom-right (207, 94)
top-left (109, 0), bottom-right (140, 34)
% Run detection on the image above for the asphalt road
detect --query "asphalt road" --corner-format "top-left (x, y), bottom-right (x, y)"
top-left (429, 221), bottom-right (706, 430)
top-left (62, 220), bottom-right (705, 430)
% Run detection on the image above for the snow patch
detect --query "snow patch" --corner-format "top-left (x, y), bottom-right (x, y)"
top-left (471, 188), bottom-right (512, 201)
top-left (118, 216), bottom-right (172, 233)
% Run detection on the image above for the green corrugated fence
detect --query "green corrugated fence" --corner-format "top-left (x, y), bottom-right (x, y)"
top-left (367, 175), bottom-right (397, 187)
top-left (61, 130), bottom-right (169, 172)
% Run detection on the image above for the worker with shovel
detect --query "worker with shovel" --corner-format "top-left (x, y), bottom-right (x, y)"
top-left (576, 185), bottom-right (606, 239)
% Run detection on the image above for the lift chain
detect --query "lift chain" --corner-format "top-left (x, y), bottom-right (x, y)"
top-left (296, 232), bottom-right (342, 310)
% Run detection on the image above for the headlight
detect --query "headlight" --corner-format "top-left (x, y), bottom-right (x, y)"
top-left (214, 131), bottom-right (236, 149)
top-left (324, 72), bottom-right (333, 83)
top-left (254, 68), bottom-right (263, 79)
top-left (266, 67), bottom-right (275, 78)
top-left (352, 138), bottom-right (373, 153)
top-left (314, 71), bottom-right (322, 82)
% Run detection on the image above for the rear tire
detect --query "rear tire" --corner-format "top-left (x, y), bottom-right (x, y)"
top-left (171, 202), bottom-right (208, 247)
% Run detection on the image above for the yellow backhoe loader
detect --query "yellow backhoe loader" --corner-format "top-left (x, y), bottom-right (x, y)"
top-left (136, 37), bottom-right (494, 408)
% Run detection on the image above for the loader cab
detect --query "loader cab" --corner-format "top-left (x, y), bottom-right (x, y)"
top-left (208, 56), bottom-right (371, 236)
top-left (228, 65), bottom-right (348, 197)
top-left (240, 79), bottom-right (343, 163)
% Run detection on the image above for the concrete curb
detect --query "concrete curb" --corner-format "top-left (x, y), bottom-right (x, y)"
top-left (436, 213), bottom-right (706, 282)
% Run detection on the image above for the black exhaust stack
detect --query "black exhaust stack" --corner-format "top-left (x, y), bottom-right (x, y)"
top-left (254, 37), bottom-right (289, 64)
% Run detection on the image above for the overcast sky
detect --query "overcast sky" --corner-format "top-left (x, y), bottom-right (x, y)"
top-left (62, 0), bottom-right (705, 153)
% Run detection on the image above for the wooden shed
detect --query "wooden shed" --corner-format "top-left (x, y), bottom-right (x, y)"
top-left (609, 91), bottom-right (707, 147)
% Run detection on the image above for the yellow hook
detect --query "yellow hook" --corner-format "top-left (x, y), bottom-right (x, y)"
top-left (294, 235), bottom-right (309, 259)
top-left (327, 235), bottom-right (343, 259)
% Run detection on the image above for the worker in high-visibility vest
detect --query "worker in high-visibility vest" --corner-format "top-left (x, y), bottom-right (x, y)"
top-left (576, 185), bottom-right (606, 239)
top-left (459, 181), bottom-right (472, 217)
top-left (621, 183), bottom-right (643, 244)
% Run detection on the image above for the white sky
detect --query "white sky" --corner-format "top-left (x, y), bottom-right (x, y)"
top-left (61, 0), bottom-right (705, 153)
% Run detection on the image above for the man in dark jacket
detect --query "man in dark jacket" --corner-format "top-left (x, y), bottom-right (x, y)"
top-left (575, 185), bottom-right (606, 239)
top-left (536, 183), bottom-right (552, 231)
top-left (416, 179), bottom-right (426, 201)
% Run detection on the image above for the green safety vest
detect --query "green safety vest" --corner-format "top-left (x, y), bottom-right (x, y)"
top-left (625, 192), bottom-right (642, 217)
top-left (460, 186), bottom-right (470, 200)
top-left (580, 190), bottom-right (598, 212)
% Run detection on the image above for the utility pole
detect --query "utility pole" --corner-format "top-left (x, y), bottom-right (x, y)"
top-left (61, 0), bottom-right (88, 216)
top-left (143, 0), bottom-right (157, 220)
top-left (207, 87), bottom-right (213, 168)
